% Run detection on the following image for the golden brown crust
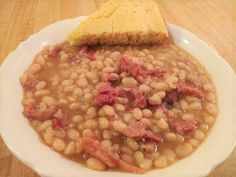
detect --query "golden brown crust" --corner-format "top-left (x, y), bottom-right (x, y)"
top-left (68, 0), bottom-right (168, 46)
top-left (71, 32), bottom-right (167, 46)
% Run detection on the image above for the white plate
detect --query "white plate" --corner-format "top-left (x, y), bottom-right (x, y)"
top-left (1, 16), bottom-right (236, 177)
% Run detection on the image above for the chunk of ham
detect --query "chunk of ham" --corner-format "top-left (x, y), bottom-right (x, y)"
top-left (82, 133), bottom-right (145, 173)
top-left (79, 46), bottom-right (96, 61)
top-left (170, 119), bottom-right (202, 137)
top-left (21, 77), bottom-right (38, 90)
top-left (119, 57), bottom-right (144, 77)
top-left (132, 89), bottom-right (147, 108)
top-left (177, 80), bottom-right (204, 99)
top-left (47, 46), bottom-right (61, 58)
top-left (52, 118), bottom-right (70, 130)
top-left (119, 57), bottom-right (167, 78)
top-left (144, 130), bottom-right (163, 143)
top-left (69, 54), bottom-right (80, 63)
top-left (102, 73), bottom-right (120, 83)
top-left (82, 134), bottom-right (117, 167)
top-left (23, 106), bottom-right (40, 119)
top-left (121, 120), bottom-right (163, 144)
top-left (164, 91), bottom-right (178, 106)
top-left (158, 104), bottom-right (176, 122)
top-left (117, 88), bottom-right (147, 108)
top-left (52, 109), bottom-right (70, 130)
top-left (146, 68), bottom-right (167, 77)
top-left (95, 85), bottom-right (118, 105)
top-left (23, 105), bottom-right (55, 120)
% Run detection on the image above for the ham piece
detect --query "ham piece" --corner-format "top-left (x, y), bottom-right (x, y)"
top-left (95, 85), bottom-right (118, 105)
top-left (82, 132), bottom-right (146, 173)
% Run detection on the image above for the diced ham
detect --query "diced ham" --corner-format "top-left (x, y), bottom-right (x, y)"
top-left (161, 104), bottom-right (173, 119)
top-left (117, 88), bottom-right (134, 100)
top-left (23, 106), bottom-right (40, 119)
top-left (117, 159), bottom-right (146, 174)
top-left (102, 73), bottom-right (120, 83)
top-left (22, 77), bottom-right (38, 90)
top-left (83, 131), bottom-right (101, 141)
top-left (95, 85), bottom-right (118, 105)
top-left (70, 54), bottom-right (80, 63)
top-left (82, 133), bottom-right (145, 173)
top-left (52, 118), bottom-right (70, 130)
top-left (177, 80), bottom-right (204, 99)
top-left (117, 88), bottom-right (147, 108)
top-left (82, 135), bottom-right (117, 167)
top-left (41, 106), bottom-right (56, 119)
top-left (170, 119), bottom-right (202, 137)
top-left (122, 120), bottom-right (149, 137)
top-left (119, 57), bottom-right (144, 77)
top-left (23, 105), bottom-right (56, 120)
top-left (164, 91), bottom-right (178, 106)
top-left (79, 46), bottom-right (96, 61)
top-left (146, 68), bottom-right (167, 77)
top-left (52, 109), bottom-right (70, 130)
top-left (144, 130), bottom-right (163, 143)
top-left (132, 89), bottom-right (147, 108)
top-left (122, 120), bottom-right (163, 144)
top-left (119, 57), bottom-right (167, 79)
top-left (54, 109), bottom-right (66, 119)
top-left (47, 47), bottom-right (61, 58)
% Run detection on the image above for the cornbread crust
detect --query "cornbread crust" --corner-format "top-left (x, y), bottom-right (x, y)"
top-left (68, 0), bottom-right (168, 46)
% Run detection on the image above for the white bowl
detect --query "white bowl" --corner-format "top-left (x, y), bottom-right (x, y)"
top-left (1, 16), bottom-right (236, 177)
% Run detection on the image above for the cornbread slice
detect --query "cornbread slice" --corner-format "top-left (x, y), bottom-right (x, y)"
top-left (68, 0), bottom-right (168, 46)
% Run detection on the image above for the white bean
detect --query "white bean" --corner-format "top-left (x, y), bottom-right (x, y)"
top-left (175, 143), bottom-right (193, 157)
top-left (34, 89), bottom-right (50, 97)
top-left (64, 141), bottom-right (75, 155)
top-left (149, 94), bottom-right (162, 105)
top-left (150, 82), bottom-right (168, 91)
top-left (126, 138), bottom-right (139, 151)
top-left (165, 132), bottom-right (177, 142)
top-left (194, 129), bottom-right (205, 141)
top-left (70, 103), bottom-right (80, 110)
top-left (132, 108), bottom-right (142, 120)
top-left (67, 129), bottom-right (80, 140)
top-left (35, 81), bottom-right (46, 90)
top-left (142, 109), bottom-right (152, 118)
top-left (139, 84), bottom-right (151, 93)
top-left (122, 77), bottom-right (137, 88)
top-left (103, 105), bottom-right (115, 116)
top-left (52, 138), bottom-right (66, 151)
top-left (38, 120), bottom-right (52, 132)
top-left (157, 119), bottom-right (168, 130)
top-left (189, 102), bottom-right (202, 110)
top-left (61, 79), bottom-right (73, 87)
top-left (98, 117), bottom-right (109, 129)
top-left (205, 103), bottom-right (217, 115)
top-left (42, 96), bottom-right (55, 105)
top-left (134, 151), bottom-right (144, 164)
top-left (163, 149), bottom-right (176, 164)
top-left (72, 115), bottom-right (83, 123)
top-left (77, 78), bottom-right (88, 88)
top-left (154, 156), bottom-right (168, 168)
top-left (28, 64), bottom-right (41, 74)
top-left (139, 159), bottom-right (153, 170)
top-left (113, 121), bottom-right (127, 132)
top-left (86, 158), bottom-right (106, 171)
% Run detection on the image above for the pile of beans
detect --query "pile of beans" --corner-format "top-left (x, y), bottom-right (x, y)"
top-left (20, 42), bottom-right (217, 172)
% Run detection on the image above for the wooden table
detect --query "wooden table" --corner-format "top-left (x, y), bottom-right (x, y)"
top-left (0, 0), bottom-right (235, 176)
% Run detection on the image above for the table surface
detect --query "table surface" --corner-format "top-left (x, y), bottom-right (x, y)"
top-left (0, 0), bottom-right (235, 177)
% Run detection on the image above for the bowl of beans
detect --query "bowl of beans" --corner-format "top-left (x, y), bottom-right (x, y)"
top-left (1, 16), bottom-right (236, 177)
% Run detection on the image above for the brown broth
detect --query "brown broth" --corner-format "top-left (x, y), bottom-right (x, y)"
top-left (21, 42), bottom-right (217, 172)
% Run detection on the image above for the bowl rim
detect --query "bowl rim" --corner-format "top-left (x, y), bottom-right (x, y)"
top-left (1, 16), bottom-right (236, 177)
